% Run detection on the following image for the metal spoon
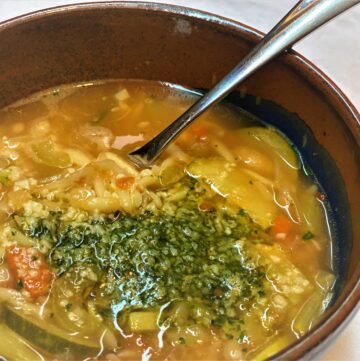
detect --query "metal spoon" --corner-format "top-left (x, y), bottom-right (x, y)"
top-left (129, 0), bottom-right (359, 167)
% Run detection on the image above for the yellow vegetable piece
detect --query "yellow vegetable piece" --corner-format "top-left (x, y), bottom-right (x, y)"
top-left (234, 145), bottom-right (274, 178)
top-left (0, 323), bottom-right (43, 361)
top-left (128, 311), bottom-right (159, 332)
top-left (236, 127), bottom-right (300, 196)
top-left (292, 292), bottom-right (324, 338)
top-left (300, 185), bottom-right (325, 234)
top-left (237, 127), bottom-right (299, 170)
top-left (31, 140), bottom-right (72, 168)
top-left (0, 169), bottom-right (11, 186)
top-left (186, 158), bottom-right (277, 228)
top-left (3, 305), bottom-right (101, 359)
top-left (252, 335), bottom-right (293, 361)
top-left (159, 163), bottom-right (185, 186)
top-left (65, 148), bottom-right (92, 167)
top-left (315, 270), bottom-right (336, 292)
top-left (97, 152), bottom-right (138, 175)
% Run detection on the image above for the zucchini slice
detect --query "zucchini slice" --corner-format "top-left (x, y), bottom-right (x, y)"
top-left (0, 323), bottom-right (43, 361)
top-left (30, 140), bottom-right (72, 168)
top-left (3, 305), bottom-right (101, 360)
top-left (236, 127), bottom-right (299, 170)
top-left (186, 158), bottom-right (277, 228)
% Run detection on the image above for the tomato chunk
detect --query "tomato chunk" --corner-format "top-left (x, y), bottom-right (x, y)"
top-left (5, 246), bottom-right (53, 297)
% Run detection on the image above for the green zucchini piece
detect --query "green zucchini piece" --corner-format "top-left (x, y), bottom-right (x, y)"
top-left (0, 323), bottom-right (43, 361)
top-left (3, 306), bottom-right (101, 360)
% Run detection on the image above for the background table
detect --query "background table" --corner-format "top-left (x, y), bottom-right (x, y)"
top-left (1, 1), bottom-right (359, 360)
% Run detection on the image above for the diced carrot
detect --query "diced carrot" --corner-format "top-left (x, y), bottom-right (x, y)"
top-left (116, 176), bottom-right (135, 190)
top-left (5, 246), bottom-right (53, 297)
top-left (76, 176), bottom-right (87, 186)
top-left (270, 214), bottom-right (293, 238)
top-left (315, 191), bottom-right (326, 202)
top-left (198, 201), bottom-right (215, 212)
top-left (191, 124), bottom-right (209, 139)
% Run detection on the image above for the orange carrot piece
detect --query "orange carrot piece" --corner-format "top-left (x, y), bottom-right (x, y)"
top-left (191, 124), bottom-right (209, 138)
top-left (116, 176), bottom-right (135, 190)
top-left (198, 201), bottom-right (215, 212)
top-left (270, 214), bottom-right (293, 238)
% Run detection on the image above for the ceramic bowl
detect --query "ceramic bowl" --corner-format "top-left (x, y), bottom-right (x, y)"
top-left (0, 2), bottom-right (359, 360)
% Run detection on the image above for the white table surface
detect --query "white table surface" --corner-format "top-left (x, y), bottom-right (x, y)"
top-left (0, 1), bottom-right (359, 360)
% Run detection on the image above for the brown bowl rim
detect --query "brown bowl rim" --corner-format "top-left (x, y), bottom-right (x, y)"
top-left (0, 2), bottom-right (359, 360)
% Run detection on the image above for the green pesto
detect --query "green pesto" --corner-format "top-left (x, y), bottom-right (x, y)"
top-left (14, 189), bottom-right (270, 339)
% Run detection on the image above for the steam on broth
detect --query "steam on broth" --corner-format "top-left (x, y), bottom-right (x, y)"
top-left (0, 80), bottom-right (335, 361)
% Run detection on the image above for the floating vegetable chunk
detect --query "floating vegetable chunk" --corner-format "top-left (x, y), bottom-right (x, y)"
top-left (0, 323), bottom-right (43, 361)
top-left (187, 157), bottom-right (277, 228)
top-left (0, 80), bottom-right (335, 361)
top-left (30, 140), bottom-right (72, 168)
top-left (3, 306), bottom-right (101, 359)
top-left (236, 127), bottom-right (299, 170)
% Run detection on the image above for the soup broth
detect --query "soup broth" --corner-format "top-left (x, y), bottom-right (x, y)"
top-left (0, 80), bottom-right (335, 361)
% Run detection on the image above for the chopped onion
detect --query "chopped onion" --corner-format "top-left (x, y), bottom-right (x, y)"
top-left (115, 88), bottom-right (130, 102)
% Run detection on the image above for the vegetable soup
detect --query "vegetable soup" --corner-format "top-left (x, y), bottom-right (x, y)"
top-left (0, 80), bottom-right (336, 361)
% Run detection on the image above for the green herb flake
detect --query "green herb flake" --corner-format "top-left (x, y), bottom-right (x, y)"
top-left (302, 231), bottom-right (315, 240)
top-left (16, 280), bottom-right (24, 290)
top-left (92, 109), bottom-right (111, 124)
top-left (178, 337), bottom-right (186, 344)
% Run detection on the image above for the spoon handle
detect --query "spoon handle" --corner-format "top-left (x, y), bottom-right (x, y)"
top-left (129, 0), bottom-right (359, 165)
